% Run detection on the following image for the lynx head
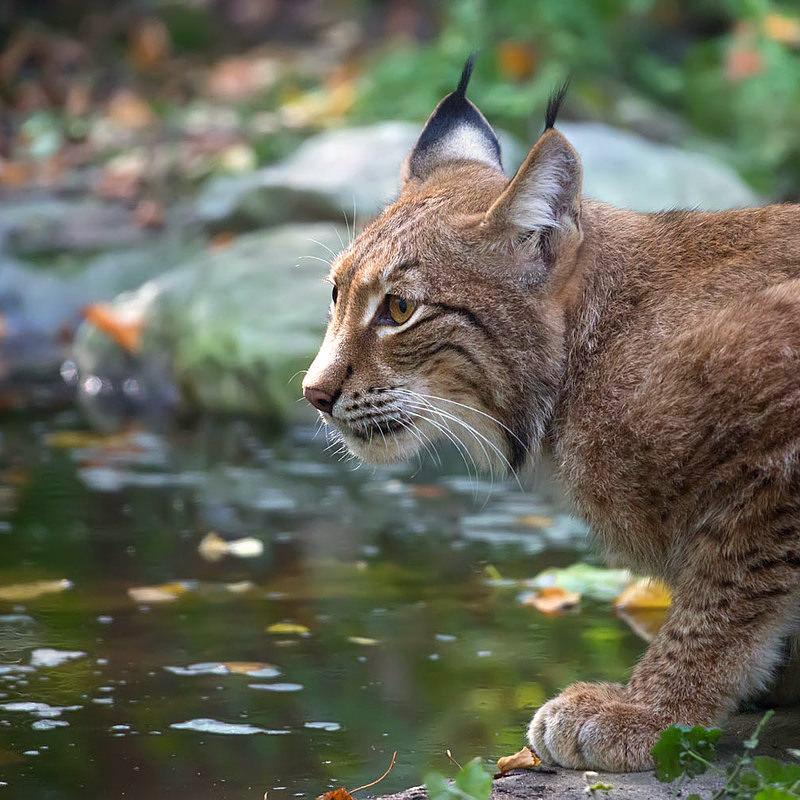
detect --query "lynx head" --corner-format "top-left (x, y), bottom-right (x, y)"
top-left (303, 58), bottom-right (583, 472)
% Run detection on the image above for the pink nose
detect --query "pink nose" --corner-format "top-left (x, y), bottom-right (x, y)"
top-left (304, 386), bottom-right (335, 413)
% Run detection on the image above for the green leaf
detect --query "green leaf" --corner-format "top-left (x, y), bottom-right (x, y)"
top-left (753, 788), bottom-right (800, 799)
top-left (753, 756), bottom-right (800, 788)
top-left (454, 758), bottom-right (493, 800)
top-left (424, 771), bottom-right (452, 800)
top-left (425, 761), bottom-right (493, 800)
top-left (651, 724), bottom-right (722, 783)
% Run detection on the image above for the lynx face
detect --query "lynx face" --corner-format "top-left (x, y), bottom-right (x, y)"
top-left (303, 60), bottom-right (581, 472)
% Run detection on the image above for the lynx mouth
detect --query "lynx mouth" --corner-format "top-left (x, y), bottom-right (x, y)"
top-left (344, 416), bottom-right (409, 441)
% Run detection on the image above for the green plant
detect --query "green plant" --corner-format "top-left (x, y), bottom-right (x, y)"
top-left (652, 710), bottom-right (800, 799)
top-left (425, 758), bottom-right (493, 800)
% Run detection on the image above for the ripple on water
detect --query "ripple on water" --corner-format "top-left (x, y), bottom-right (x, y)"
top-left (248, 682), bottom-right (303, 692)
top-left (1, 702), bottom-right (82, 718)
top-left (303, 721), bottom-right (341, 732)
top-left (165, 662), bottom-right (280, 678)
top-left (31, 719), bottom-right (69, 730)
top-left (30, 649), bottom-right (86, 668)
top-left (171, 719), bottom-right (290, 735)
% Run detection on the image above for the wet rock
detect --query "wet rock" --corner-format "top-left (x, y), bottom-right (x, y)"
top-left (0, 236), bottom-right (200, 411)
top-left (197, 121), bottom-right (759, 232)
top-left (558, 122), bottom-right (760, 211)
top-left (71, 223), bottom-right (344, 421)
top-left (0, 191), bottom-right (195, 258)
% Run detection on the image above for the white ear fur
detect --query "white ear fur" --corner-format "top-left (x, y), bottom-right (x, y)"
top-left (507, 143), bottom-right (577, 230)
top-left (487, 130), bottom-right (582, 234)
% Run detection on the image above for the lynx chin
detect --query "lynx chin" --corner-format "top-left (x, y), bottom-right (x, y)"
top-left (303, 56), bottom-right (800, 772)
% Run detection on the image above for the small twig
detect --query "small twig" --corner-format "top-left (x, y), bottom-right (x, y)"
top-left (350, 751), bottom-right (398, 794)
top-left (446, 750), bottom-right (463, 770)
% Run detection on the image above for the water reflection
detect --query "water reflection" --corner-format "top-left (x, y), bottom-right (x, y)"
top-left (0, 417), bottom-right (646, 799)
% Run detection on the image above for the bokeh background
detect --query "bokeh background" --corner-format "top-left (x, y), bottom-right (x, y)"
top-left (0, 2), bottom-right (798, 799)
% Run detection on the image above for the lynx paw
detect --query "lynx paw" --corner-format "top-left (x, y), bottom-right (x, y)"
top-left (528, 682), bottom-right (666, 772)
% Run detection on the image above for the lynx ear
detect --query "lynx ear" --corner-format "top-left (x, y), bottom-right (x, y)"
top-left (403, 56), bottom-right (502, 182)
top-left (484, 86), bottom-right (581, 260)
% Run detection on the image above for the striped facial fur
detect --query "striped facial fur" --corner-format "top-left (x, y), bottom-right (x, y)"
top-left (303, 60), bottom-right (575, 472)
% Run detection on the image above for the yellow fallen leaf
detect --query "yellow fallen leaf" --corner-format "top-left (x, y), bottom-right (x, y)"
top-left (267, 622), bottom-right (310, 636)
top-left (222, 662), bottom-right (275, 675)
top-left (763, 13), bottom-right (800, 46)
top-left (225, 580), bottom-right (254, 594)
top-left (198, 532), bottom-right (264, 561)
top-left (523, 587), bottom-right (581, 615)
top-left (0, 578), bottom-right (72, 602)
top-left (497, 746), bottom-right (541, 774)
top-left (516, 514), bottom-right (554, 528)
top-left (616, 608), bottom-right (669, 643)
top-left (128, 582), bottom-right (189, 604)
top-left (614, 578), bottom-right (671, 610)
top-left (44, 431), bottom-right (110, 449)
top-left (347, 636), bottom-right (379, 646)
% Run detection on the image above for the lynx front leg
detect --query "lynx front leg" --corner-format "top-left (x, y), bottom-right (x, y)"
top-left (529, 538), bottom-right (800, 771)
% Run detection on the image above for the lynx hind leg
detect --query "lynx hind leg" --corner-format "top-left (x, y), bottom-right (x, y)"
top-left (754, 634), bottom-right (800, 708)
top-left (530, 530), bottom-right (800, 771)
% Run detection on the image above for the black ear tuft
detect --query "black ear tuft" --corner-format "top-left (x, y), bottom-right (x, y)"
top-left (544, 80), bottom-right (570, 131)
top-left (405, 55), bottom-right (502, 181)
top-left (455, 54), bottom-right (476, 97)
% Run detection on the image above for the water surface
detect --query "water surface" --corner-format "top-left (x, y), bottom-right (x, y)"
top-left (0, 416), bottom-right (646, 799)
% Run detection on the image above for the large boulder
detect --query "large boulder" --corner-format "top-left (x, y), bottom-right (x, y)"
top-left (196, 121), bottom-right (760, 232)
top-left (196, 122), bottom-right (526, 231)
top-left (71, 224), bottom-right (343, 424)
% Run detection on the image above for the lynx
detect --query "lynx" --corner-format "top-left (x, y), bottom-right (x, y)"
top-left (302, 57), bottom-right (800, 771)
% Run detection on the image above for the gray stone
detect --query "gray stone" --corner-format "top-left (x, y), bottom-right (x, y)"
top-left (372, 710), bottom-right (800, 800)
top-left (559, 122), bottom-right (761, 211)
top-left (196, 122), bottom-right (525, 231)
top-left (196, 121), bottom-right (759, 233)
top-left (71, 223), bottom-right (344, 420)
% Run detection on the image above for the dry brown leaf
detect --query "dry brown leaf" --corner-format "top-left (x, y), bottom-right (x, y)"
top-left (0, 578), bottom-right (72, 602)
top-left (317, 752), bottom-right (397, 800)
top-left (107, 90), bottom-right (154, 129)
top-left (614, 578), bottom-right (671, 610)
top-left (83, 304), bottom-right (142, 353)
top-left (129, 18), bottom-right (171, 69)
top-left (497, 746), bottom-right (541, 774)
top-left (128, 582), bottom-right (189, 604)
top-left (523, 586), bottom-right (581, 615)
top-left (497, 41), bottom-right (537, 81)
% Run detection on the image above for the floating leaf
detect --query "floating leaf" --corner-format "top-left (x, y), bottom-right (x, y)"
top-left (496, 746), bottom-right (541, 774)
top-left (128, 582), bottom-right (190, 604)
top-left (527, 563), bottom-right (631, 600)
top-left (0, 579), bottom-right (72, 602)
top-left (616, 607), bottom-right (669, 642)
top-left (522, 587), bottom-right (581, 615)
top-left (198, 532), bottom-right (264, 562)
top-left (615, 578), bottom-right (671, 610)
top-left (347, 636), bottom-right (379, 646)
top-left (267, 622), bottom-right (310, 636)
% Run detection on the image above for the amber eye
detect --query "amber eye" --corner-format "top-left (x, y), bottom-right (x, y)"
top-left (388, 295), bottom-right (415, 325)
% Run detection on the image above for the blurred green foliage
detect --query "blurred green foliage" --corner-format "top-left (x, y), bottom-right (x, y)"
top-left (352, 0), bottom-right (800, 198)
